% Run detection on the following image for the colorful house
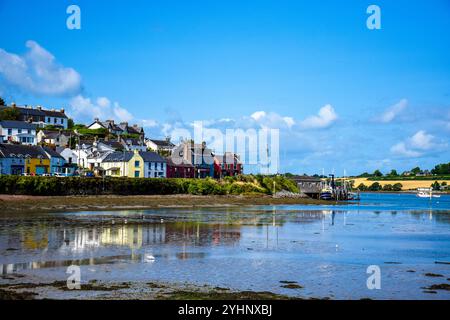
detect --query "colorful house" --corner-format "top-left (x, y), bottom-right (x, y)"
top-left (174, 141), bottom-right (215, 178)
top-left (0, 120), bottom-right (37, 145)
top-left (214, 152), bottom-right (243, 178)
top-left (0, 144), bottom-right (50, 175)
top-left (101, 150), bottom-right (144, 177)
top-left (166, 157), bottom-right (194, 178)
top-left (140, 151), bottom-right (166, 178)
top-left (41, 147), bottom-right (67, 175)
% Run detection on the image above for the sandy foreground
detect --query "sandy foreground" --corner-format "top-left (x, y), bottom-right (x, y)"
top-left (0, 194), bottom-right (332, 214)
top-left (351, 178), bottom-right (450, 190)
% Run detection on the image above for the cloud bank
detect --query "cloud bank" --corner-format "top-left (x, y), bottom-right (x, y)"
top-left (0, 41), bottom-right (81, 96)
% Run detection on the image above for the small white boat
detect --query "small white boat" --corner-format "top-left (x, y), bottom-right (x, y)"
top-left (416, 188), bottom-right (441, 198)
top-left (417, 191), bottom-right (430, 198)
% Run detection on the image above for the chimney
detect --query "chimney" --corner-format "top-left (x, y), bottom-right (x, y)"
top-left (94, 117), bottom-right (99, 122)
top-left (60, 108), bottom-right (65, 114)
top-left (36, 105), bottom-right (42, 110)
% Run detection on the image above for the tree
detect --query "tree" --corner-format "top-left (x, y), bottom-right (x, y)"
top-left (382, 184), bottom-right (393, 191)
top-left (0, 96), bottom-right (5, 106)
top-left (368, 182), bottom-right (382, 191)
top-left (67, 118), bottom-right (75, 129)
top-left (431, 163), bottom-right (450, 175)
top-left (389, 169), bottom-right (398, 176)
top-left (373, 170), bottom-right (383, 177)
top-left (356, 183), bottom-right (367, 191)
top-left (411, 167), bottom-right (421, 175)
top-left (0, 107), bottom-right (20, 121)
top-left (431, 181), bottom-right (441, 191)
top-left (392, 183), bottom-right (403, 191)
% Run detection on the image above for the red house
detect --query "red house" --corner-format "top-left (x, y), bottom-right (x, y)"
top-left (166, 157), bottom-right (195, 178)
top-left (214, 153), bottom-right (243, 179)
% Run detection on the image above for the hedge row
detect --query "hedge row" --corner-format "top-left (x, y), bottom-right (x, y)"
top-left (0, 175), bottom-right (299, 196)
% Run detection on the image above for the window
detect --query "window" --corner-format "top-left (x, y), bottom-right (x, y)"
top-left (7, 129), bottom-right (12, 135)
top-left (54, 118), bottom-right (57, 124)
top-left (134, 160), bottom-right (140, 167)
top-left (134, 171), bottom-right (139, 177)
top-left (28, 129), bottom-right (31, 134)
top-left (47, 117), bottom-right (50, 122)
top-left (154, 162), bottom-right (157, 170)
top-left (61, 119), bottom-right (64, 124)
top-left (18, 129), bottom-right (22, 134)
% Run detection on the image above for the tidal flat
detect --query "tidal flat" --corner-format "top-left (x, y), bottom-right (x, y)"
top-left (1, 193), bottom-right (450, 300)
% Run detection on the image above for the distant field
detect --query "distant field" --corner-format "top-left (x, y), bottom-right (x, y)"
top-left (350, 178), bottom-right (450, 190)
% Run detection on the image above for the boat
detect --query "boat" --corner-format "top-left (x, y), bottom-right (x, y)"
top-left (416, 188), bottom-right (441, 198)
top-left (347, 192), bottom-right (361, 201)
top-left (320, 187), bottom-right (333, 200)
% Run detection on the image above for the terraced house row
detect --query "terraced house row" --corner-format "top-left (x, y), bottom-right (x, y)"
top-left (0, 103), bottom-right (243, 178)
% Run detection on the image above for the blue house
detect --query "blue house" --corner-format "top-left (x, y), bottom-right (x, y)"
top-left (41, 146), bottom-right (67, 175)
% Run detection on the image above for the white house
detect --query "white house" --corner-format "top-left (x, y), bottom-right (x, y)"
top-left (140, 151), bottom-right (167, 178)
top-left (59, 148), bottom-right (78, 165)
top-left (0, 120), bottom-right (37, 145)
top-left (0, 105), bottom-right (69, 129)
top-left (145, 138), bottom-right (175, 153)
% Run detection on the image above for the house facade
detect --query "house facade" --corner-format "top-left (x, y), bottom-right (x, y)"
top-left (41, 147), bottom-right (67, 174)
top-left (166, 157), bottom-right (195, 178)
top-left (214, 153), bottom-right (243, 178)
top-left (140, 151), bottom-right (167, 178)
top-left (101, 150), bottom-right (144, 177)
top-left (0, 144), bottom-right (50, 175)
top-left (0, 105), bottom-right (69, 129)
top-left (0, 120), bottom-right (37, 145)
top-left (174, 141), bottom-right (215, 178)
top-left (146, 138), bottom-right (175, 154)
top-left (37, 130), bottom-right (71, 147)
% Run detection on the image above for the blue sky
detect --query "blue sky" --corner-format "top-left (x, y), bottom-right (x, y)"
top-left (0, 0), bottom-right (449, 175)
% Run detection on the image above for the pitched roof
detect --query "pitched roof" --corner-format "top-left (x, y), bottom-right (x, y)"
top-left (139, 151), bottom-right (166, 163)
top-left (103, 151), bottom-right (135, 162)
top-left (0, 120), bottom-right (37, 130)
top-left (0, 106), bottom-right (68, 119)
top-left (148, 139), bottom-right (175, 148)
top-left (166, 157), bottom-right (194, 168)
top-left (41, 146), bottom-right (65, 159)
top-left (0, 143), bottom-right (48, 158)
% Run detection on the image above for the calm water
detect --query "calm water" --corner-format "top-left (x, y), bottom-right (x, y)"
top-left (1, 193), bottom-right (450, 299)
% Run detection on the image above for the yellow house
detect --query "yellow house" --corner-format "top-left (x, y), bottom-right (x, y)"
top-left (101, 150), bottom-right (144, 177)
top-left (25, 155), bottom-right (51, 175)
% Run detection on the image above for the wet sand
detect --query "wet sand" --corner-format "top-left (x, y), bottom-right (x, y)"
top-left (0, 194), bottom-right (332, 214)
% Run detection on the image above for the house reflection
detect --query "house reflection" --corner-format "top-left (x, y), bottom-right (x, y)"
top-left (4, 222), bottom-right (241, 252)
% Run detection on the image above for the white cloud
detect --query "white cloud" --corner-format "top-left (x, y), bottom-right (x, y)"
top-left (299, 104), bottom-right (338, 129)
top-left (379, 99), bottom-right (407, 123)
top-left (390, 142), bottom-right (422, 158)
top-left (69, 94), bottom-right (157, 129)
top-left (113, 102), bottom-right (133, 122)
top-left (246, 111), bottom-right (297, 130)
top-left (250, 111), bottom-right (266, 121)
top-left (390, 130), bottom-right (443, 158)
top-left (409, 130), bottom-right (434, 150)
top-left (0, 41), bottom-right (81, 96)
top-left (96, 97), bottom-right (111, 108)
